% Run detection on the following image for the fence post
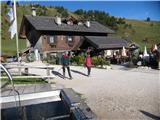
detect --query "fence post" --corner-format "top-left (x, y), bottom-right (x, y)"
top-left (24, 68), bottom-right (28, 75)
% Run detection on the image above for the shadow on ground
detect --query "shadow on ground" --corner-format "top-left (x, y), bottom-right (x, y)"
top-left (52, 71), bottom-right (64, 79)
top-left (139, 110), bottom-right (160, 120)
top-left (52, 71), bottom-right (71, 79)
top-left (71, 69), bottom-right (88, 76)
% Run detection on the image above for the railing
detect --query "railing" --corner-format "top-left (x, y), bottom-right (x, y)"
top-left (0, 64), bottom-right (21, 108)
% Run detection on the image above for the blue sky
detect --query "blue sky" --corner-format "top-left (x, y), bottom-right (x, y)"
top-left (6, 1), bottom-right (160, 21)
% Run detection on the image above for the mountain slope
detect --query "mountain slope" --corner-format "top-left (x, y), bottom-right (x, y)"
top-left (117, 19), bottom-right (160, 49)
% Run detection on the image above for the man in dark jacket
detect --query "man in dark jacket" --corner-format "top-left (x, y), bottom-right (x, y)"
top-left (61, 51), bottom-right (72, 79)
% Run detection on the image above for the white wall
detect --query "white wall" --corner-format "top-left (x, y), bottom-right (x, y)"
top-left (34, 36), bottom-right (43, 53)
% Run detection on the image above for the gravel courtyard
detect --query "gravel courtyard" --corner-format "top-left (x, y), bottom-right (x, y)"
top-left (51, 65), bottom-right (160, 120)
top-left (18, 62), bottom-right (159, 120)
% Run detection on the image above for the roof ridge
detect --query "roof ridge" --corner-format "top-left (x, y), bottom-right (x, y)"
top-left (24, 15), bottom-right (98, 22)
top-left (22, 15), bottom-right (115, 34)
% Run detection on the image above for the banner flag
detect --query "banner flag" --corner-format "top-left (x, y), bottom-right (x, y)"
top-left (6, 8), bottom-right (14, 22)
top-left (8, 18), bottom-right (16, 39)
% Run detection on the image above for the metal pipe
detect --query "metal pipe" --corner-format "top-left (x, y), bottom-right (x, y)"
top-left (0, 64), bottom-right (17, 107)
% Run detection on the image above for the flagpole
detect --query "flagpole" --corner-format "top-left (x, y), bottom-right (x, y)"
top-left (13, 1), bottom-right (19, 58)
top-left (13, 0), bottom-right (21, 74)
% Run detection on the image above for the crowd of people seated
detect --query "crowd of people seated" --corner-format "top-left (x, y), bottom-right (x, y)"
top-left (104, 46), bottom-right (159, 69)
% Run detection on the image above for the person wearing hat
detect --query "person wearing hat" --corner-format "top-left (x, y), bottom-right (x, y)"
top-left (61, 51), bottom-right (72, 79)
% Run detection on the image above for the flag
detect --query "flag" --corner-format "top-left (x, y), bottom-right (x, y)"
top-left (5, 1), bottom-right (14, 23)
top-left (6, 8), bottom-right (14, 22)
top-left (7, 1), bottom-right (14, 7)
top-left (8, 19), bottom-right (16, 39)
top-left (6, 0), bottom-right (20, 61)
top-left (6, 0), bottom-right (16, 39)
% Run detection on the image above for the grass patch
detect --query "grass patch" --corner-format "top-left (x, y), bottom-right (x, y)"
top-left (1, 78), bottom-right (48, 84)
top-left (117, 19), bottom-right (160, 50)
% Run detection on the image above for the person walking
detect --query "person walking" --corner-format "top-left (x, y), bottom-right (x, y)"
top-left (84, 52), bottom-right (92, 76)
top-left (61, 51), bottom-right (72, 79)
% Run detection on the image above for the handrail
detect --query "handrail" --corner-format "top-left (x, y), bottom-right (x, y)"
top-left (0, 64), bottom-right (18, 107)
top-left (0, 64), bottom-right (13, 81)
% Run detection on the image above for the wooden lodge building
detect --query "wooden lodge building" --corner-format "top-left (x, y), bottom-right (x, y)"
top-left (19, 13), bottom-right (135, 59)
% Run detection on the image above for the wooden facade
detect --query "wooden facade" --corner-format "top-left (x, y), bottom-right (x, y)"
top-left (40, 35), bottom-right (81, 52)
top-left (19, 15), bottom-right (115, 57)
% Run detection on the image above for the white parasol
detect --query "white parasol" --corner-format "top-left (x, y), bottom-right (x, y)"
top-left (154, 44), bottom-right (158, 51)
top-left (143, 46), bottom-right (149, 57)
top-left (122, 46), bottom-right (126, 57)
top-left (106, 50), bottom-right (112, 56)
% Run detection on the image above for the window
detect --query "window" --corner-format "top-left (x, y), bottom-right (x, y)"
top-left (68, 36), bottom-right (73, 42)
top-left (68, 36), bottom-right (74, 47)
top-left (49, 36), bottom-right (55, 44)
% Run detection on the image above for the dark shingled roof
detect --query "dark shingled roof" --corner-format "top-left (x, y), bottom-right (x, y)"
top-left (24, 15), bottom-right (114, 34)
top-left (85, 36), bottom-right (131, 49)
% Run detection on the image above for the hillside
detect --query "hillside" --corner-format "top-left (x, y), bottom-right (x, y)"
top-left (117, 19), bottom-right (160, 49)
top-left (1, 3), bottom-right (160, 55)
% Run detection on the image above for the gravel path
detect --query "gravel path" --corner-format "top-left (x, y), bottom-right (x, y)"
top-left (52, 65), bottom-right (160, 120)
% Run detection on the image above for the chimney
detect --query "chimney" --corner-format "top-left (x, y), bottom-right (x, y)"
top-left (32, 7), bottom-right (36, 16)
top-left (85, 21), bottom-right (90, 27)
top-left (78, 22), bottom-right (83, 25)
top-left (55, 16), bottom-right (61, 25)
top-left (67, 21), bottom-right (73, 25)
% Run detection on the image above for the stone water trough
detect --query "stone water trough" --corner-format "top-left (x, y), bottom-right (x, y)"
top-left (1, 88), bottom-right (96, 120)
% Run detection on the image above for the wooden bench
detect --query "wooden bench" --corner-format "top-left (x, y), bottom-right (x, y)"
top-left (2, 64), bottom-right (54, 77)
top-left (21, 65), bottom-right (55, 76)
